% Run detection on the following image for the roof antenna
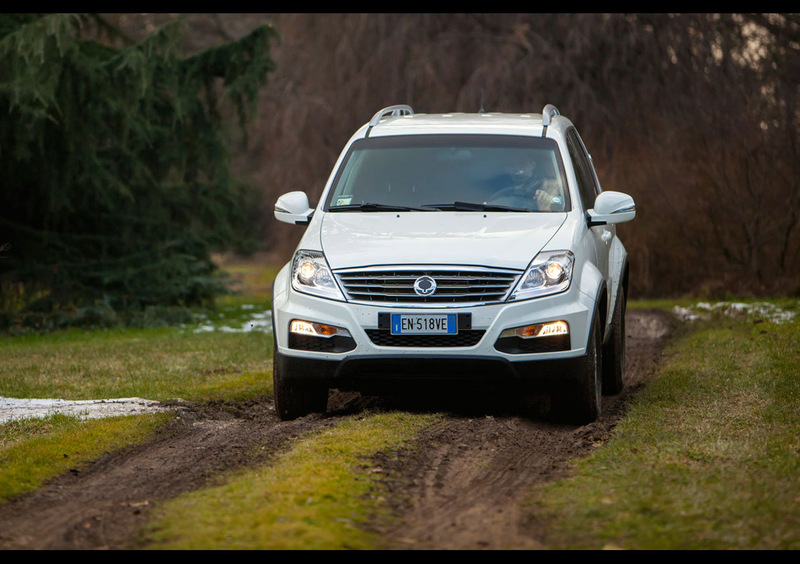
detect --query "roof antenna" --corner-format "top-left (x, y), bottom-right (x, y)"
top-left (479, 88), bottom-right (485, 113)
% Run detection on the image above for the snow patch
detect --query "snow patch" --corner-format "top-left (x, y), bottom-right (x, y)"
top-left (673, 301), bottom-right (796, 324)
top-left (0, 396), bottom-right (175, 424)
top-left (190, 309), bottom-right (272, 334)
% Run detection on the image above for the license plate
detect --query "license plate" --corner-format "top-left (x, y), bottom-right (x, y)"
top-left (391, 313), bottom-right (457, 335)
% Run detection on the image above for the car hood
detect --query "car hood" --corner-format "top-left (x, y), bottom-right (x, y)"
top-left (318, 212), bottom-right (567, 271)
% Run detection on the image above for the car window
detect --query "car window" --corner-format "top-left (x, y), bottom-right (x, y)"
top-left (566, 128), bottom-right (599, 211)
top-left (325, 135), bottom-right (571, 213)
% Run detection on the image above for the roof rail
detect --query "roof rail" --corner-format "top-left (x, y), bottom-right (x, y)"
top-left (369, 104), bottom-right (414, 126)
top-left (541, 104), bottom-right (560, 137)
top-left (366, 104), bottom-right (414, 137)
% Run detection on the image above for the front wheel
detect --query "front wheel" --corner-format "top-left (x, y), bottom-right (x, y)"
top-left (552, 310), bottom-right (602, 424)
top-left (602, 287), bottom-right (626, 395)
top-left (272, 347), bottom-right (328, 421)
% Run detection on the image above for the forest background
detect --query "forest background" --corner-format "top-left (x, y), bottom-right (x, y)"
top-left (1, 13), bottom-right (799, 328)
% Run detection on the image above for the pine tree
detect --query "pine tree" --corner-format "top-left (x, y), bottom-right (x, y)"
top-left (0, 14), bottom-right (278, 328)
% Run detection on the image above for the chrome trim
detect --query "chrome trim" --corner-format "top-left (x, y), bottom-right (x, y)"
top-left (334, 265), bottom-right (522, 308)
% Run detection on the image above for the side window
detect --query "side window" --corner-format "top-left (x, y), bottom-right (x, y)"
top-left (573, 129), bottom-right (603, 195)
top-left (566, 128), bottom-right (598, 211)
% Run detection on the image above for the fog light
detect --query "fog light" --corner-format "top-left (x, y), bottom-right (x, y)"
top-left (537, 320), bottom-right (569, 337)
top-left (499, 320), bottom-right (569, 339)
top-left (290, 319), bottom-right (352, 338)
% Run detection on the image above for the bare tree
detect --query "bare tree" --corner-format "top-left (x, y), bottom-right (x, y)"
top-left (107, 13), bottom-right (800, 297)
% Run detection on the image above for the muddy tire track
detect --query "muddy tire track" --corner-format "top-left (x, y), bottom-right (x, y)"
top-left (370, 308), bottom-right (674, 549)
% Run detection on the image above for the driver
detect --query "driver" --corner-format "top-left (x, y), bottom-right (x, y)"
top-left (532, 177), bottom-right (563, 211)
top-left (497, 154), bottom-right (564, 211)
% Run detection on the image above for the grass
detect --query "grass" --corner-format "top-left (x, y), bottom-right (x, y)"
top-left (0, 412), bottom-right (171, 501)
top-left (530, 303), bottom-right (800, 549)
top-left (0, 296), bottom-right (274, 503)
top-left (0, 321), bottom-right (272, 401)
top-left (144, 411), bottom-right (441, 550)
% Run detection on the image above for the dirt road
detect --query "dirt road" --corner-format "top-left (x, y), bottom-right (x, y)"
top-left (0, 309), bottom-right (673, 550)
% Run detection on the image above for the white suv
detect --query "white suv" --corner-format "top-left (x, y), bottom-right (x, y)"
top-left (271, 104), bottom-right (635, 423)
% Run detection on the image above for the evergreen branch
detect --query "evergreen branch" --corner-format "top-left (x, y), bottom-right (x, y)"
top-left (0, 14), bottom-right (278, 315)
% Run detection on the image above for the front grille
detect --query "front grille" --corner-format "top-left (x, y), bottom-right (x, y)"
top-left (336, 267), bottom-right (520, 305)
top-left (365, 329), bottom-right (485, 348)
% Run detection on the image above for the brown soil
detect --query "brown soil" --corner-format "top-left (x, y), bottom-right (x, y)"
top-left (0, 310), bottom-right (674, 550)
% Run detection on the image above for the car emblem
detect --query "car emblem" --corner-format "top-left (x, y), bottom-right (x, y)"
top-left (413, 276), bottom-right (437, 296)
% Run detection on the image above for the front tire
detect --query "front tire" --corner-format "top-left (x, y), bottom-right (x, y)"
top-left (272, 345), bottom-right (328, 421)
top-left (552, 310), bottom-right (602, 424)
top-left (602, 286), bottom-right (626, 395)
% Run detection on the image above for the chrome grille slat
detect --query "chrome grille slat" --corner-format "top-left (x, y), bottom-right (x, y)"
top-left (341, 281), bottom-right (513, 287)
top-left (344, 290), bottom-right (509, 297)
top-left (335, 267), bottom-right (521, 306)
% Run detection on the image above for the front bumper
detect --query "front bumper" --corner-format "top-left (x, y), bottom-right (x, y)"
top-left (274, 352), bottom-right (590, 395)
top-left (272, 273), bottom-right (596, 392)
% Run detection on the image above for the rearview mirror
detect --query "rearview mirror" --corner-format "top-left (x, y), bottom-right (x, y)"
top-left (587, 191), bottom-right (635, 226)
top-left (275, 191), bottom-right (314, 226)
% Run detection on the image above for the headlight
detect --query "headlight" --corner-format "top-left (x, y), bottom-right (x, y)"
top-left (508, 250), bottom-right (574, 301)
top-left (291, 250), bottom-right (345, 301)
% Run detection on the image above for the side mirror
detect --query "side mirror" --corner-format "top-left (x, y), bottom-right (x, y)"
top-left (275, 191), bottom-right (314, 226)
top-left (587, 191), bottom-right (635, 226)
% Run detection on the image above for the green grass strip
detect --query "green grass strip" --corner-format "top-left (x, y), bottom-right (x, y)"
top-left (0, 413), bottom-right (171, 502)
top-left (0, 327), bottom-right (271, 401)
top-left (144, 411), bottom-right (440, 550)
top-left (530, 314), bottom-right (800, 549)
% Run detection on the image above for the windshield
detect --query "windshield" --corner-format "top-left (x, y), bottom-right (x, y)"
top-left (324, 134), bottom-right (570, 213)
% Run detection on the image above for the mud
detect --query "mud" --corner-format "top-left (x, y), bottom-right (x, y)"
top-left (0, 309), bottom-right (674, 550)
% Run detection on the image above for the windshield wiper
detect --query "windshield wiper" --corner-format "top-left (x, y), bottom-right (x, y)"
top-left (423, 201), bottom-right (529, 212)
top-left (328, 202), bottom-right (431, 212)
